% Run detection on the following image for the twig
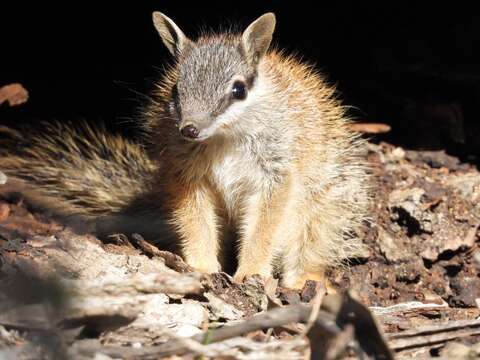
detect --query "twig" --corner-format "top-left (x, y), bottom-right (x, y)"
top-left (388, 318), bottom-right (480, 351)
top-left (131, 233), bottom-right (194, 273)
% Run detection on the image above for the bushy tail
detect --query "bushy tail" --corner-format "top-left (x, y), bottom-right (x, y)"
top-left (0, 121), bottom-right (157, 220)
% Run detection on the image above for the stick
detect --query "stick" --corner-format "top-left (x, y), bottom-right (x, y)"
top-left (388, 318), bottom-right (480, 351)
top-left (74, 304), bottom-right (338, 359)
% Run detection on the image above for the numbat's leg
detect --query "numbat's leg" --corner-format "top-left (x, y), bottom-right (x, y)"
top-left (169, 181), bottom-right (221, 273)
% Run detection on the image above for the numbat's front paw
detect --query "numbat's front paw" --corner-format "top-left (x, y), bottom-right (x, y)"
top-left (233, 267), bottom-right (272, 284)
top-left (281, 271), bottom-right (327, 290)
top-left (232, 272), bottom-right (248, 284)
top-left (188, 259), bottom-right (221, 274)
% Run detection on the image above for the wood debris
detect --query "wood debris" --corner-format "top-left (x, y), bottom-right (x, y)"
top-left (1, 142), bottom-right (480, 359)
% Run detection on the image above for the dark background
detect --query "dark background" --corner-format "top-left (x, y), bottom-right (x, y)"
top-left (1, 1), bottom-right (479, 159)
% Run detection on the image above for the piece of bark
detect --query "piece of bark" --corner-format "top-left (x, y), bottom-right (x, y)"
top-left (349, 123), bottom-right (391, 134)
top-left (63, 271), bottom-right (204, 297)
top-left (370, 301), bottom-right (448, 318)
top-left (0, 83), bottom-right (28, 106)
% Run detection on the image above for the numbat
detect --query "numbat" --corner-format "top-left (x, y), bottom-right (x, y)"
top-left (0, 12), bottom-right (371, 288)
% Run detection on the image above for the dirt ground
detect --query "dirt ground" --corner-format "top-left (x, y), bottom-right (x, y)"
top-left (1, 138), bottom-right (479, 359)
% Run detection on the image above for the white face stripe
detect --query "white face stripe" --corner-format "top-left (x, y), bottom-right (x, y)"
top-left (199, 72), bottom-right (268, 139)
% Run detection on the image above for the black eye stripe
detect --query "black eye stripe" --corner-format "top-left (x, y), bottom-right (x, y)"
top-left (245, 74), bottom-right (255, 90)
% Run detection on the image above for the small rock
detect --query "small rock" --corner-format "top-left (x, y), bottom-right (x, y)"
top-left (142, 298), bottom-right (206, 336)
top-left (473, 251), bottom-right (480, 269)
top-left (391, 147), bottom-right (405, 160)
top-left (371, 267), bottom-right (396, 290)
top-left (389, 188), bottom-right (425, 208)
top-left (394, 262), bottom-right (421, 284)
top-left (449, 276), bottom-right (480, 307)
top-left (0, 325), bottom-right (20, 346)
top-left (0, 172), bottom-right (7, 185)
top-left (388, 187), bottom-right (434, 234)
top-left (441, 341), bottom-right (480, 359)
top-left (279, 289), bottom-right (301, 305)
top-left (0, 203), bottom-right (10, 221)
top-left (421, 227), bottom-right (477, 262)
top-left (377, 227), bottom-right (411, 262)
top-left (204, 292), bottom-right (244, 321)
top-left (405, 150), bottom-right (462, 170)
top-left (447, 172), bottom-right (480, 203)
top-left (300, 280), bottom-right (325, 303)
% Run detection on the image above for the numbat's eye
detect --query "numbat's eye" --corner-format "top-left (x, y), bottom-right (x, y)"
top-left (231, 80), bottom-right (247, 100)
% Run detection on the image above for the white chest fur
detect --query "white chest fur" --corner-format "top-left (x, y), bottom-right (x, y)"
top-left (209, 146), bottom-right (263, 220)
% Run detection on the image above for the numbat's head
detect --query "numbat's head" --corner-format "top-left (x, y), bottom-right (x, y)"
top-left (152, 12), bottom-right (276, 142)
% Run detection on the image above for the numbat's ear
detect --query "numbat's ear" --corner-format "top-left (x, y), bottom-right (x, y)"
top-left (242, 13), bottom-right (276, 65)
top-left (152, 12), bottom-right (190, 56)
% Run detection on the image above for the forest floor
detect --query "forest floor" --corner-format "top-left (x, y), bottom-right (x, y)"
top-left (1, 136), bottom-right (480, 359)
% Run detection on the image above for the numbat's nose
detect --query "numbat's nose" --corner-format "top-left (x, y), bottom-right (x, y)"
top-left (180, 124), bottom-right (199, 139)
